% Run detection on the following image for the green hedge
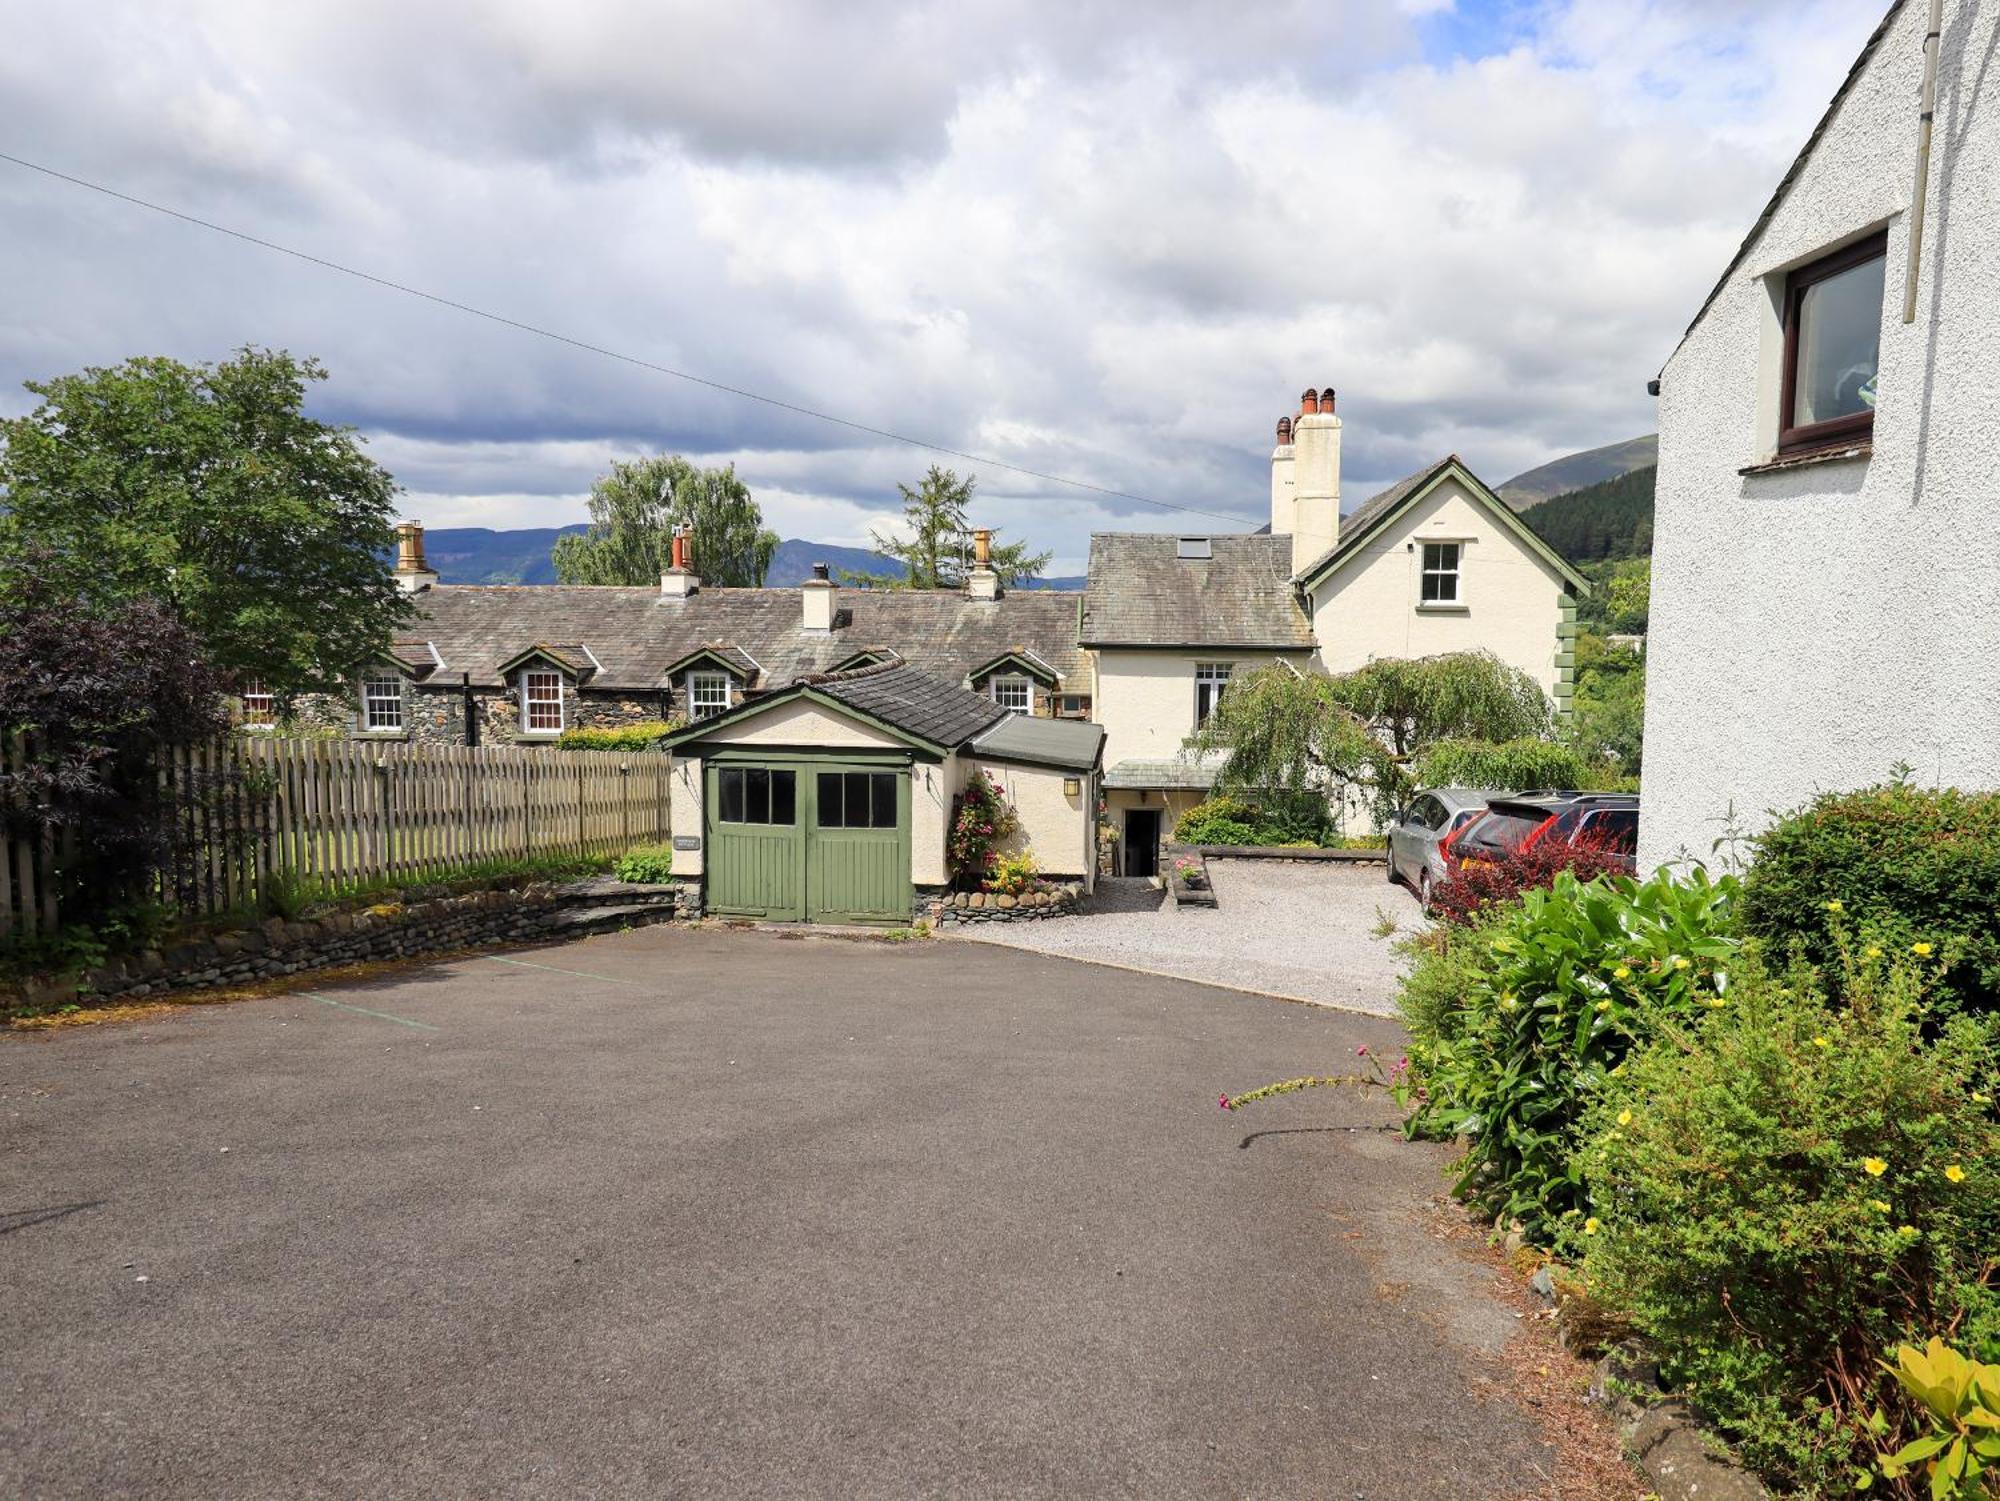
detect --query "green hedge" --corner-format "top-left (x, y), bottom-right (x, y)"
top-left (1741, 783), bottom-right (2000, 1017)
top-left (1413, 736), bottom-right (1593, 793)
top-left (556, 720), bottom-right (679, 752)
top-left (1173, 794), bottom-right (1334, 848)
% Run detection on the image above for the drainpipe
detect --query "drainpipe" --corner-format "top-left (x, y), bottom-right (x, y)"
top-left (1902, 0), bottom-right (1945, 324)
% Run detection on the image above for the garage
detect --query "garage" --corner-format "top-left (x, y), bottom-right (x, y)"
top-left (663, 661), bottom-right (1103, 927)
top-left (704, 755), bottom-right (911, 923)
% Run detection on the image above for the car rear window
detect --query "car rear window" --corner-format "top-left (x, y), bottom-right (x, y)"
top-left (1460, 810), bottom-right (1547, 854)
top-left (1579, 808), bottom-right (1639, 853)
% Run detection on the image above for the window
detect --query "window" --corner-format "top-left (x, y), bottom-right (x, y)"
top-left (239, 678), bottom-right (275, 728)
top-left (1420, 542), bottom-right (1461, 605)
top-left (1781, 232), bottom-right (1886, 454)
top-left (1176, 536), bottom-right (1212, 560)
top-left (1194, 662), bottom-right (1232, 725)
top-left (817, 771), bottom-right (898, 829)
top-left (689, 671), bottom-right (731, 721)
top-left (718, 767), bottom-right (797, 825)
top-left (1405, 794), bottom-right (1446, 829)
top-left (991, 676), bottom-right (1031, 715)
top-left (521, 670), bottom-right (564, 733)
top-left (1055, 694), bottom-right (1091, 719)
top-left (362, 674), bottom-right (404, 732)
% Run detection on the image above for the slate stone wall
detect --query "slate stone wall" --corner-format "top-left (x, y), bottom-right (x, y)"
top-left (279, 684), bottom-right (669, 747)
top-left (920, 883), bottom-right (1085, 925)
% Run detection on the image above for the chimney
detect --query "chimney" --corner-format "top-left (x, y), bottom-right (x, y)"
top-left (802, 561), bottom-right (836, 633)
top-left (1290, 386), bottom-right (1341, 577)
top-left (1270, 415), bottom-right (1296, 537)
top-left (660, 526), bottom-right (699, 599)
top-left (393, 520), bottom-right (440, 592)
top-left (967, 527), bottom-right (1001, 602)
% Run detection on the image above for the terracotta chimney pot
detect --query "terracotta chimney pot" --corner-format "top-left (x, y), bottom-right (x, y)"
top-left (1299, 388), bottom-right (1320, 416)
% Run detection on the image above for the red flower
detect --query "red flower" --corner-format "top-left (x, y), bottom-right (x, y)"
top-left (1218, 1094), bottom-right (1232, 1111)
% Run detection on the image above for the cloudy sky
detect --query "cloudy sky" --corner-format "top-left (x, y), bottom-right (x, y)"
top-left (1, 0), bottom-right (1891, 573)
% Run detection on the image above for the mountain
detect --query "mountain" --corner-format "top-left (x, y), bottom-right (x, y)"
top-left (1519, 466), bottom-right (1656, 564)
top-left (418, 527), bottom-right (1084, 589)
top-left (1497, 434), bottom-right (1658, 512)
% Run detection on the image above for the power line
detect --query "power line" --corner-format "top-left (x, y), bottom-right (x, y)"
top-left (0, 149), bottom-right (1255, 528)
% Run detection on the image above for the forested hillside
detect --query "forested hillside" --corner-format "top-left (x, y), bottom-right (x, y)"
top-left (1520, 465), bottom-right (1655, 563)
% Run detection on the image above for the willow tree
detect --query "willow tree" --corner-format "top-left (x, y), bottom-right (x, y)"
top-left (553, 455), bottom-right (778, 587)
top-left (1183, 651), bottom-right (1557, 820)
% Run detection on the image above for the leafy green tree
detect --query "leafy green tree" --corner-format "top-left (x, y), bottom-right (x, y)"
top-left (0, 349), bottom-right (411, 696)
top-left (1184, 651), bottom-right (1555, 820)
top-left (842, 466), bottom-right (1051, 589)
top-left (1568, 632), bottom-right (1646, 777)
top-left (552, 454), bottom-right (777, 588)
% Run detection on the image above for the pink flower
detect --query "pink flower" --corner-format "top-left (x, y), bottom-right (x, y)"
top-left (1218, 1094), bottom-right (1232, 1111)
top-left (1355, 1045), bottom-right (1369, 1057)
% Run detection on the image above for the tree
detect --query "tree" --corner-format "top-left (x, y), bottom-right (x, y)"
top-left (1568, 632), bottom-right (1646, 778)
top-left (0, 349), bottom-right (412, 697)
top-left (842, 466), bottom-right (1051, 589)
top-left (1183, 651), bottom-right (1556, 821)
top-left (0, 564), bottom-right (232, 922)
top-left (551, 455), bottom-right (777, 587)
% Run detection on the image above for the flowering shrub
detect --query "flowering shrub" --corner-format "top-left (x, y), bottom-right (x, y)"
top-left (947, 770), bottom-right (1019, 888)
top-left (983, 848), bottom-right (1040, 896)
top-left (1427, 833), bottom-right (1631, 928)
top-left (1406, 866), bottom-right (1741, 1237)
top-left (557, 720), bottom-right (681, 752)
top-left (1577, 942), bottom-right (1999, 1494)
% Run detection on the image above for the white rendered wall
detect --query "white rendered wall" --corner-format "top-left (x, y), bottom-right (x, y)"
top-left (1092, 648), bottom-right (1312, 769)
top-left (1307, 476), bottom-right (1568, 694)
top-left (965, 758), bottom-right (1094, 883)
top-left (1641, 0), bottom-right (2000, 868)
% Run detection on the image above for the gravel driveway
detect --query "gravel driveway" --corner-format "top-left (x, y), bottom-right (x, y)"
top-left (960, 859), bottom-right (1423, 1015)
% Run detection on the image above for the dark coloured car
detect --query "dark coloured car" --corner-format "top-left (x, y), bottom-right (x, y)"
top-left (1453, 792), bottom-right (1640, 873)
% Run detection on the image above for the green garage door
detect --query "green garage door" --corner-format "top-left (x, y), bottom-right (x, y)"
top-left (706, 758), bottom-right (911, 925)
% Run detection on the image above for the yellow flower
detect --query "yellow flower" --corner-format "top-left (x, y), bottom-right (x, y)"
top-left (1672, 956), bottom-right (1692, 971)
top-left (1811, 1036), bottom-right (1832, 1049)
top-left (1825, 899), bottom-right (1843, 913)
top-left (1583, 1217), bottom-right (1600, 1236)
top-left (1974, 1092), bottom-right (1992, 1105)
top-left (1865, 945), bottom-right (1883, 959)
top-left (1595, 999), bottom-right (1612, 1014)
top-left (1617, 1110), bottom-right (1633, 1127)
top-left (1612, 965), bottom-right (1631, 980)
top-left (1897, 1225), bottom-right (1920, 1239)
top-left (1912, 942), bottom-right (1934, 958)
top-left (1945, 1164), bottom-right (1967, 1184)
top-left (1863, 1157), bottom-right (1888, 1177)
top-left (1868, 1199), bottom-right (1891, 1213)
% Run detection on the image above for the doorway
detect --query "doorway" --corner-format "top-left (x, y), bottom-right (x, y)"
top-left (1123, 808), bottom-right (1160, 877)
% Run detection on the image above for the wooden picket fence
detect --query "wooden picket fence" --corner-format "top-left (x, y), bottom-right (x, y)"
top-left (1, 735), bottom-right (675, 939)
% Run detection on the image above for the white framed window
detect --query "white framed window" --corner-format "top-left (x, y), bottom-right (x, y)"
top-left (991, 676), bottom-right (1032, 715)
top-left (1420, 542), bottom-right (1462, 605)
top-left (239, 678), bottom-right (275, 728)
top-left (689, 671), bottom-right (731, 720)
top-left (521, 669), bottom-right (564, 733)
top-left (1194, 662), bottom-right (1232, 725)
top-left (361, 674), bottom-right (404, 732)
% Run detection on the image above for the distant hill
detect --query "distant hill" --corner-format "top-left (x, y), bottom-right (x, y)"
top-left (419, 527), bottom-right (1082, 589)
top-left (1497, 434), bottom-right (1658, 512)
top-left (1520, 465), bottom-right (1656, 564)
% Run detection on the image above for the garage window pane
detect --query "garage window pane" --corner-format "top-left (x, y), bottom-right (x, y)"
top-left (770, 771), bottom-right (796, 825)
top-left (745, 768), bottom-right (770, 824)
top-left (870, 773), bottom-right (896, 828)
top-left (844, 773), bottom-right (871, 827)
top-left (817, 772), bottom-right (845, 828)
top-left (719, 768), bottom-right (746, 823)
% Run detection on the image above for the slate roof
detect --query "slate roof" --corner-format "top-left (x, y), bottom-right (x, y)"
top-left (811, 664), bottom-right (1006, 751)
top-left (399, 584), bottom-right (1084, 693)
top-left (1080, 533), bottom-right (1313, 649)
top-left (1288, 456), bottom-right (1459, 586)
top-left (969, 713), bottom-right (1105, 772)
top-left (1102, 751), bottom-right (1229, 790)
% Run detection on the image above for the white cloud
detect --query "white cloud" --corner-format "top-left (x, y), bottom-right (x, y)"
top-left (0, 0), bottom-right (1893, 564)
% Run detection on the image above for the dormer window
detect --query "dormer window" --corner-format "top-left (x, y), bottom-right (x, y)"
top-left (991, 676), bottom-right (1032, 715)
top-left (689, 671), bottom-right (731, 720)
top-left (521, 670), bottom-right (564, 734)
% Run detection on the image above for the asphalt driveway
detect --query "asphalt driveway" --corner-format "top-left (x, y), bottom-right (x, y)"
top-left (3, 926), bottom-right (1556, 1499)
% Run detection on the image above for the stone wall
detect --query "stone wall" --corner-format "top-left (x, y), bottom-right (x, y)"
top-left (921, 883), bottom-right (1085, 925)
top-left (6, 879), bottom-right (678, 1011)
top-left (282, 684), bottom-right (670, 746)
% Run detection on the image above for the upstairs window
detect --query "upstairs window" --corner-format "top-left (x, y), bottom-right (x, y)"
top-left (1194, 662), bottom-right (1232, 726)
top-left (689, 672), bottom-right (731, 720)
top-left (362, 674), bottom-right (404, 732)
top-left (240, 678), bottom-right (275, 728)
top-left (991, 676), bottom-right (1031, 715)
top-left (1781, 231), bottom-right (1886, 454)
top-left (1420, 542), bottom-right (1462, 605)
top-left (521, 670), bottom-right (564, 733)
top-left (1055, 693), bottom-right (1091, 719)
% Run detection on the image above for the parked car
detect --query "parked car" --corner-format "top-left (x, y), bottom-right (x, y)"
top-left (1386, 787), bottom-right (1492, 907)
top-left (1453, 792), bottom-right (1640, 874)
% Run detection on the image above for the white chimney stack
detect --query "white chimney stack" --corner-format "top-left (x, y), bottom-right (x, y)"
top-left (393, 521), bottom-right (440, 592)
top-left (802, 562), bottom-right (836, 633)
top-left (1289, 387), bottom-right (1341, 577)
top-left (1269, 415), bottom-right (1296, 537)
top-left (967, 527), bottom-right (1000, 601)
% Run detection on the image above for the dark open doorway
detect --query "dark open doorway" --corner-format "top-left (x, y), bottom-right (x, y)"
top-left (1123, 808), bottom-right (1160, 877)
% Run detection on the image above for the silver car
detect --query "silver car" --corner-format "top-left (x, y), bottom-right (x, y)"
top-left (1386, 788), bottom-right (1491, 907)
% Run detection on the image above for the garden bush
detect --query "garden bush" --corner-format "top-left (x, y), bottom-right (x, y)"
top-left (613, 843), bottom-right (675, 884)
top-left (1404, 866), bottom-right (1741, 1238)
top-left (1413, 736), bottom-right (1592, 794)
top-left (948, 771), bottom-right (1018, 887)
top-left (1741, 782), bottom-right (2000, 1019)
top-left (1173, 793), bottom-right (1334, 848)
top-left (1427, 836), bottom-right (1632, 927)
top-left (984, 849), bottom-right (1040, 895)
top-left (556, 720), bottom-right (679, 752)
top-left (1578, 943), bottom-right (1999, 1494)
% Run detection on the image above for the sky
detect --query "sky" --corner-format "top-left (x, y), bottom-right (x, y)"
top-left (0, 0), bottom-right (1894, 575)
